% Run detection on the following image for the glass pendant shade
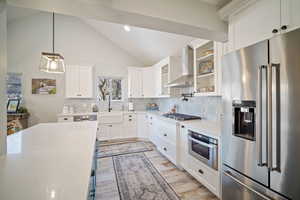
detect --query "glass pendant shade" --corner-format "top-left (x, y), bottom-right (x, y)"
top-left (39, 52), bottom-right (65, 73)
top-left (39, 13), bottom-right (65, 73)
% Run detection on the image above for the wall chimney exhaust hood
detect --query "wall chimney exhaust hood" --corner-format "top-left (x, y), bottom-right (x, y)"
top-left (166, 46), bottom-right (194, 88)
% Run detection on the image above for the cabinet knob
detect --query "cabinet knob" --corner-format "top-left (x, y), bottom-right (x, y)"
top-left (181, 125), bottom-right (185, 128)
top-left (129, 119), bottom-right (132, 121)
top-left (281, 25), bottom-right (288, 30)
top-left (164, 133), bottom-right (167, 137)
top-left (163, 147), bottom-right (167, 151)
top-left (198, 169), bottom-right (204, 174)
top-left (272, 29), bottom-right (278, 34)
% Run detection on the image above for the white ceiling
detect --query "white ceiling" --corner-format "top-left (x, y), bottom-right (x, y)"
top-left (7, 6), bottom-right (40, 23)
top-left (83, 19), bottom-right (196, 65)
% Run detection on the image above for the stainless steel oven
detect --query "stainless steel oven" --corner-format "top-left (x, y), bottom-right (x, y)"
top-left (188, 130), bottom-right (218, 170)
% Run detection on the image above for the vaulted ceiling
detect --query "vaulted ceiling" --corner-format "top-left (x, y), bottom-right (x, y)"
top-left (7, 1), bottom-right (232, 66)
top-left (8, 6), bottom-right (196, 66)
top-left (83, 19), bottom-right (196, 65)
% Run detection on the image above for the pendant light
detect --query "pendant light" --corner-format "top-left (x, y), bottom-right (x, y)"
top-left (39, 12), bottom-right (65, 73)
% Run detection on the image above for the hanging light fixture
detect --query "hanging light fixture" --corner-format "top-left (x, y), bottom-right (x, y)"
top-left (39, 12), bottom-right (65, 73)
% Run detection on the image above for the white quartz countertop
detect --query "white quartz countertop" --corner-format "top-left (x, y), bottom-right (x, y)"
top-left (180, 120), bottom-right (221, 139)
top-left (0, 121), bottom-right (98, 200)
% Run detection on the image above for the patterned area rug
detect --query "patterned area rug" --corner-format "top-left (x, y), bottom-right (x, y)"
top-left (113, 153), bottom-right (180, 200)
top-left (97, 141), bottom-right (154, 158)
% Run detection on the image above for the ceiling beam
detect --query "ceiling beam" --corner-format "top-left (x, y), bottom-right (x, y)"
top-left (7, 0), bottom-right (228, 41)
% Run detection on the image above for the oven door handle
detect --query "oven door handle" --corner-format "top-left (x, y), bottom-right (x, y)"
top-left (188, 136), bottom-right (216, 148)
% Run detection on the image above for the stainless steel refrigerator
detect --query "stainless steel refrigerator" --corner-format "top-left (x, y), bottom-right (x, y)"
top-left (222, 28), bottom-right (300, 200)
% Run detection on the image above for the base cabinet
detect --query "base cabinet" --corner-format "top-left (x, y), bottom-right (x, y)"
top-left (137, 113), bottom-right (149, 139)
top-left (148, 115), bottom-right (179, 166)
top-left (123, 114), bottom-right (137, 138)
top-left (179, 125), bottom-right (189, 169)
top-left (179, 125), bottom-right (220, 197)
top-left (97, 113), bottom-right (138, 141)
top-left (97, 124), bottom-right (122, 141)
top-left (185, 154), bottom-right (219, 196)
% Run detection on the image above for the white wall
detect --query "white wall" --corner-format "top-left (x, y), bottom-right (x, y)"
top-left (7, 11), bottom-right (143, 126)
top-left (0, 1), bottom-right (7, 156)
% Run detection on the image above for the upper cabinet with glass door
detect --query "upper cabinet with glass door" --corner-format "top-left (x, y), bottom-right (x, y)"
top-left (191, 40), bottom-right (223, 96)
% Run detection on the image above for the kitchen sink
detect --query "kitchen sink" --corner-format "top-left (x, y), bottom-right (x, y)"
top-left (98, 111), bottom-right (123, 124)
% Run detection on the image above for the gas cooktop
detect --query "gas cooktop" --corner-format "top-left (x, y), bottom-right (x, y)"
top-left (162, 113), bottom-right (201, 121)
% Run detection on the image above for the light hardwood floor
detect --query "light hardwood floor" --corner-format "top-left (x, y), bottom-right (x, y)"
top-left (96, 141), bottom-right (218, 200)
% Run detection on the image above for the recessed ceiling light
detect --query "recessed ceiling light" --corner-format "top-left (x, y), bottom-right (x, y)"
top-left (124, 25), bottom-right (131, 32)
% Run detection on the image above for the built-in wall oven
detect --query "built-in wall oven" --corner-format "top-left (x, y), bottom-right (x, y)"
top-left (188, 130), bottom-right (218, 170)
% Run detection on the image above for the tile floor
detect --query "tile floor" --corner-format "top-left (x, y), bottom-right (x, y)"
top-left (96, 140), bottom-right (218, 200)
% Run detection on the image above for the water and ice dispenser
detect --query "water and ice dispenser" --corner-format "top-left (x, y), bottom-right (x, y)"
top-left (232, 100), bottom-right (256, 141)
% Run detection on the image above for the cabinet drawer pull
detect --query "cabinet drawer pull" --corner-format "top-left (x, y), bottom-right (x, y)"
top-left (181, 125), bottom-right (185, 128)
top-left (64, 118), bottom-right (68, 120)
top-left (77, 94), bottom-right (82, 96)
top-left (108, 125), bottom-right (113, 127)
top-left (281, 25), bottom-right (287, 30)
top-left (198, 169), bottom-right (204, 174)
top-left (129, 119), bottom-right (132, 121)
top-left (272, 29), bottom-right (278, 34)
top-left (129, 115), bottom-right (132, 117)
top-left (163, 147), bottom-right (167, 151)
top-left (163, 133), bottom-right (167, 137)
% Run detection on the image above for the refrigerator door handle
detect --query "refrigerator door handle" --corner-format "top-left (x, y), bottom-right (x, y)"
top-left (271, 63), bottom-right (281, 172)
top-left (267, 63), bottom-right (273, 171)
top-left (257, 65), bottom-right (267, 167)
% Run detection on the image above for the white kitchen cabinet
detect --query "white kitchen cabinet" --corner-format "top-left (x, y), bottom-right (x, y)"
top-left (57, 116), bottom-right (74, 123)
top-left (192, 40), bottom-right (223, 96)
top-left (230, 0), bottom-right (280, 50)
top-left (186, 154), bottom-right (220, 197)
top-left (179, 124), bottom-right (188, 169)
top-left (142, 67), bottom-right (156, 98)
top-left (148, 116), bottom-right (180, 166)
top-left (98, 113), bottom-right (138, 141)
top-left (137, 113), bottom-right (149, 139)
top-left (281, 0), bottom-right (300, 33)
top-left (65, 65), bottom-right (93, 98)
top-left (128, 67), bottom-right (156, 98)
top-left (122, 113), bottom-right (137, 138)
top-left (128, 67), bottom-right (143, 98)
top-left (228, 0), bottom-right (300, 51)
top-left (128, 57), bottom-right (181, 99)
top-left (152, 56), bottom-right (181, 98)
top-left (148, 114), bottom-right (159, 146)
top-left (97, 123), bottom-right (122, 141)
top-left (179, 125), bottom-right (220, 197)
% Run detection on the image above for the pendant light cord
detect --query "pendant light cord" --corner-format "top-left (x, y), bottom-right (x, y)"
top-left (52, 12), bottom-right (55, 53)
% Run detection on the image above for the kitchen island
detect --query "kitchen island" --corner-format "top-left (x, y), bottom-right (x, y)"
top-left (0, 121), bottom-right (98, 200)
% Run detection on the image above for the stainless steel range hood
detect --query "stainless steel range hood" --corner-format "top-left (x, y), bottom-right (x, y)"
top-left (166, 46), bottom-right (194, 88)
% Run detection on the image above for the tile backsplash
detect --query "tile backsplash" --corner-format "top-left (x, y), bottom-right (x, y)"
top-left (155, 96), bottom-right (222, 121)
top-left (63, 98), bottom-right (156, 113)
top-left (62, 96), bottom-right (222, 121)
